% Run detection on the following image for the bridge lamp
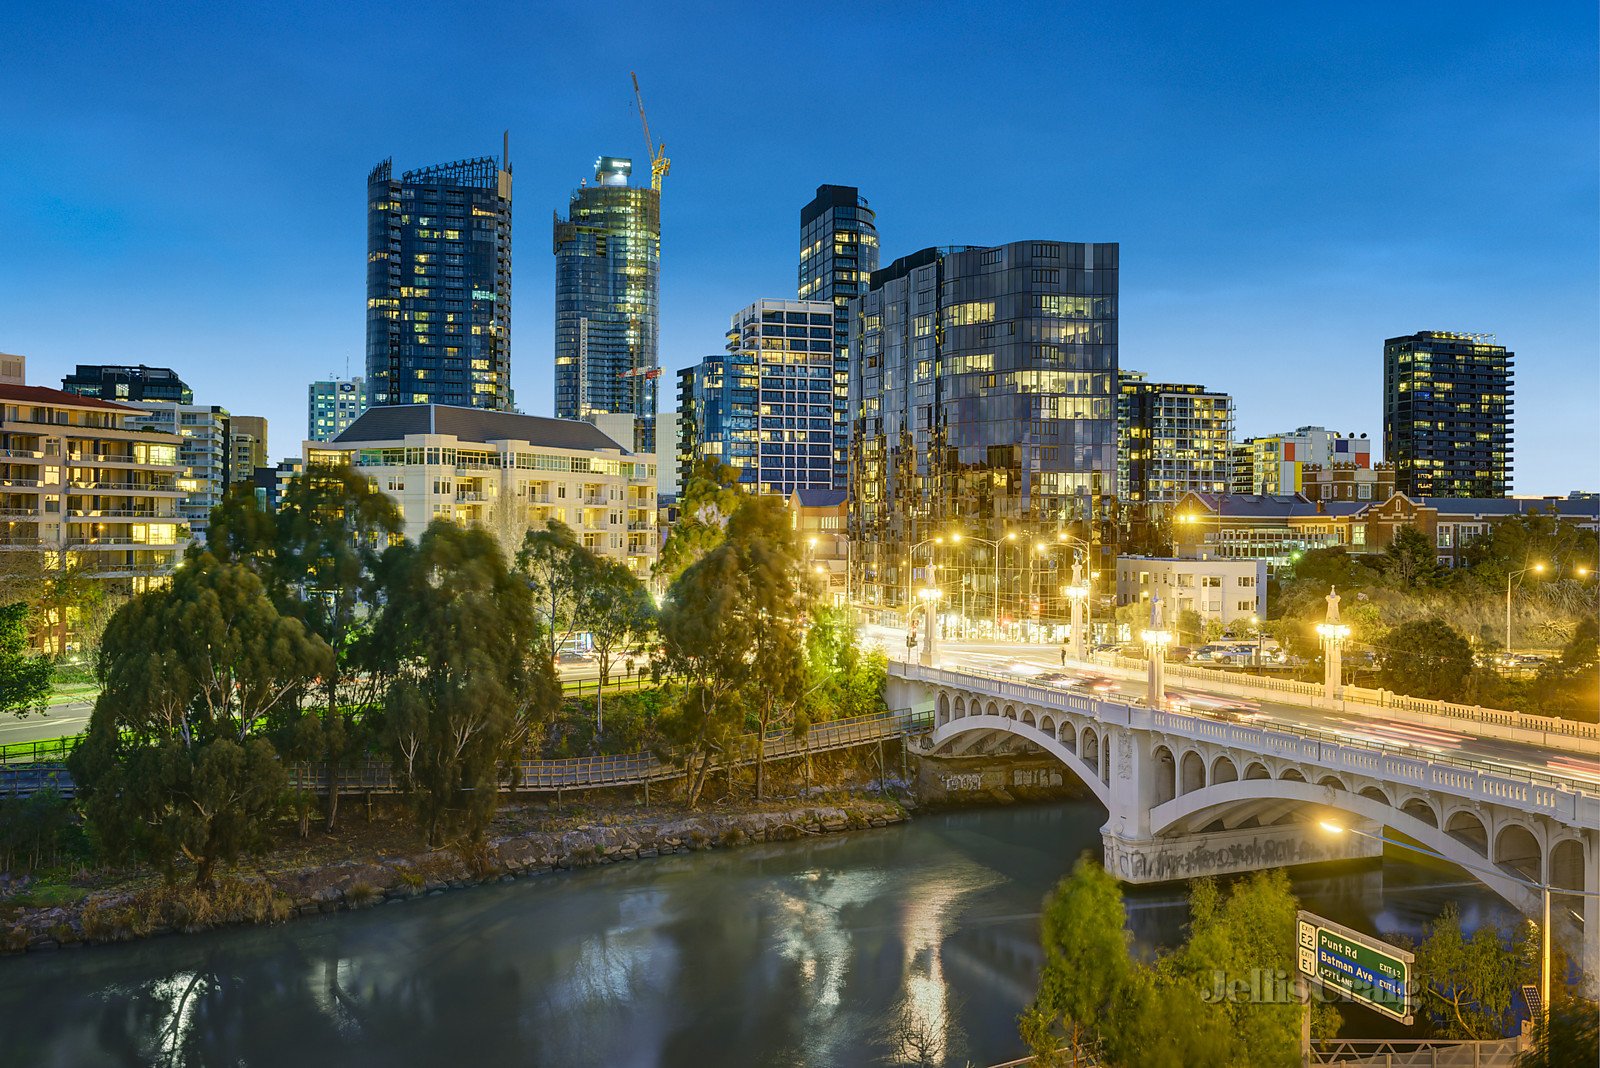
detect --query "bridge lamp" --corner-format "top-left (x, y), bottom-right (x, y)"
top-left (949, 532), bottom-right (962, 543)
top-left (1140, 628), bottom-right (1171, 648)
top-left (1314, 623), bottom-right (1350, 642)
top-left (1063, 584), bottom-right (1089, 602)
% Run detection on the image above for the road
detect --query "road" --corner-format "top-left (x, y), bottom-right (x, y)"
top-left (863, 629), bottom-right (1600, 794)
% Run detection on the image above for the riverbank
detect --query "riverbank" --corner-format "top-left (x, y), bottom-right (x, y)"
top-left (0, 792), bottom-right (912, 954)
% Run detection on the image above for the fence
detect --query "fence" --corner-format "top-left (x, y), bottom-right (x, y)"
top-left (1309, 1037), bottom-right (1523, 1066)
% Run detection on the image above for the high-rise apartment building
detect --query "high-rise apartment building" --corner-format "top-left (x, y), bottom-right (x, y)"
top-left (799, 185), bottom-right (879, 487)
top-left (1115, 371), bottom-right (1233, 504)
top-left (553, 156), bottom-right (660, 455)
top-left (307, 405), bottom-right (657, 576)
top-left (0, 381), bottom-right (187, 647)
top-left (1231, 426), bottom-right (1373, 495)
top-left (62, 365), bottom-right (192, 404)
top-left (679, 299), bottom-right (836, 497)
top-left (365, 150), bottom-right (512, 411)
top-left (228, 415), bottom-right (268, 484)
top-left (849, 241), bottom-right (1119, 623)
top-left (308, 378), bottom-right (370, 442)
top-left (1383, 331), bottom-right (1513, 498)
top-left (124, 402), bottom-right (230, 541)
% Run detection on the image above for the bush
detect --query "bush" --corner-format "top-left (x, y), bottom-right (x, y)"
top-left (345, 881), bottom-right (380, 907)
top-left (0, 790), bottom-right (90, 876)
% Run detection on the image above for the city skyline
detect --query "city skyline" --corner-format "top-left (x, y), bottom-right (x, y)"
top-left (1, 3), bottom-right (1594, 492)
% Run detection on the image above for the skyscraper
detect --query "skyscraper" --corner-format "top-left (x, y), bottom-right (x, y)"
top-left (365, 149), bottom-right (512, 411)
top-left (308, 378), bottom-right (370, 442)
top-left (849, 241), bottom-right (1119, 622)
top-left (553, 156), bottom-right (660, 454)
top-left (679, 299), bottom-right (837, 497)
top-left (799, 185), bottom-right (879, 488)
top-left (1384, 331), bottom-right (1513, 498)
top-left (1115, 371), bottom-right (1234, 504)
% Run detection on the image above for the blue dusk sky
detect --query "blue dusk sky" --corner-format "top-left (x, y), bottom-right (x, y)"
top-left (1, 2), bottom-right (1595, 493)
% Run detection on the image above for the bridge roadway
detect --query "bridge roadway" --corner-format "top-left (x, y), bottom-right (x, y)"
top-left (885, 649), bottom-right (1599, 978)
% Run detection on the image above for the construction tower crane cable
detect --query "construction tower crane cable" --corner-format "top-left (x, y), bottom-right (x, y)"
top-left (630, 71), bottom-right (670, 193)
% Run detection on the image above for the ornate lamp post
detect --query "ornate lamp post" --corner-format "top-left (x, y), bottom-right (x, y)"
top-left (1140, 595), bottom-right (1172, 707)
top-left (918, 585), bottom-right (943, 667)
top-left (1314, 586), bottom-right (1351, 701)
top-left (1063, 558), bottom-right (1090, 663)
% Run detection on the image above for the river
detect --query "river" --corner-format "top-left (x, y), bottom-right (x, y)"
top-left (0, 801), bottom-right (1521, 1067)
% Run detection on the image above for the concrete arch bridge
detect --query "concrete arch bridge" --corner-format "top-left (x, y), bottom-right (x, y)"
top-left (887, 662), bottom-right (1599, 977)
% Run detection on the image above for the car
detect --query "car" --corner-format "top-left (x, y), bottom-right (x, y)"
top-left (556, 650), bottom-right (594, 664)
top-left (1164, 689), bottom-right (1261, 722)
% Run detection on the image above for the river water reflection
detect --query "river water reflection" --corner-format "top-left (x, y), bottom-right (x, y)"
top-left (1, 802), bottom-right (1519, 1067)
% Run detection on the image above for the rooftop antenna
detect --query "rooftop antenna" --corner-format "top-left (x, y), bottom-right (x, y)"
top-left (503, 129), bottom-right (510, 172)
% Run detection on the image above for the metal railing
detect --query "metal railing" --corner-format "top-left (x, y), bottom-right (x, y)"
top-left (1309, 1037), bottom-right (1522, 1066)
top-left (0, 707), bottom-right (933, 799)
top-left (901, 662), bottom-right (1596, 800)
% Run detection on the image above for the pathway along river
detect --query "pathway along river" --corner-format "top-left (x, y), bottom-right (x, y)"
top-left (2, 801), bottom-right (1519, 1067)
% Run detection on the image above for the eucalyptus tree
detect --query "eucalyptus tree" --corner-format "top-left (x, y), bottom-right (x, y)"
top-left (69, 554), bottom-right (332, 886)
top-left (517, 519), bottom-right (596, 666)
top-left (577, 557), bottom-right (655, 742)
top-left (372, 522), bottom-right (557, 845)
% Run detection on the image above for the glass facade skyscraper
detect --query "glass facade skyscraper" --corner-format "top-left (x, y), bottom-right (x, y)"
top-left (365, 153), bottom-right (512, 411)
top-left (1383, 331), bottom-right (1513, 498)
top-left (799, 185), bottom-right (879, 488)
top-left (679, 299), bottom-right (836, 497)
top-left (553, 156), bottom-right (660, 455)
top-left (848, 241), bottom-right (1119, 623)
top-left (307, 377), bottom-right (370, 442)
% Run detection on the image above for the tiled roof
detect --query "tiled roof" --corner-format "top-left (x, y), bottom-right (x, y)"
top-left (0, 383), bottom-right (143, 412)
top-left (332, 404), bottom-right (631, 453)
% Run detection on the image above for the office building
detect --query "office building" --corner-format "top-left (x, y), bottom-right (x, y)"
top-left (553, 156), bottom-right (660, 454)
top-left (365, 149), bottom-right (512, 411)
top-left (674, 365), bottom-right (699, 492)
top-left (1384, 331), bottom-right (1513, 497)
top-left (124, 402), bottom-right (230, 541)
top-left (307, 405), bottom-right (657, 575)
top-left (0, 380), bottom-right (187, 648)
top-left (849, 241), bottom-right (1119, 625)
top-left (62, 364), bottom-right (193, 405)
top-left (228, 415), bottom-right (268, 485)
top-left (799, 185), bottom-right (880, 487)
top-left (679, 299), bottom-right (836, 497)
top-left (308, 378), bottom-right (370, 442)
top-left (1231, 426), bottom-right (1373, 495)
top-left (1115, 371), bottom-right (1233, 504)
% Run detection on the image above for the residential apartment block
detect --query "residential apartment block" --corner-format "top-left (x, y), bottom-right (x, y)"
top-left (1115, 371), bottom-right (1233, 503)
top-left (678, 299), bottom-right (837, 497)
top-left (307, 404), bottom-right (657, 574)
top-left (1231, 426), bottom-right (1373, 495)
top-left (229, 415), bottom-right (268, 483)
top-left (1384, 331), bottom-right (1513, 498)
top-left (122, 402), bottom-right (231, 542)
top-left (62, 364), bottom-right (193, 405)
top-left (0, 382), bottom-right (187, 610)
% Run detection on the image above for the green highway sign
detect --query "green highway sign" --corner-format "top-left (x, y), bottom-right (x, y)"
top-left (1296, 910), bottom-right (1413, 1024)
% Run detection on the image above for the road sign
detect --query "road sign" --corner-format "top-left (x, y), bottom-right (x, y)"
top-left (1296, 910), bottom-right (1413, 1024)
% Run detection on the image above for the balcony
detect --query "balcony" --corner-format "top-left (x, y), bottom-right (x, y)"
top-left (67, 480), bottom-right (182, 494)
top-left (68, 509), bottom-right (179, 520)
top-left (582, 494), bottom-right (611, 506)
top-left (0, 507), bottom-right (41, 520)
top-left (0, 450), bottom-right (43, 461)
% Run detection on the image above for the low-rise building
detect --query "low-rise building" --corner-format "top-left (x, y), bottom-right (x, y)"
top-left (1232, 427), bottom-right (1373, 495)
top-left (307, 404), bottom-right (656, 575)
top-left (788, 487), bottom-right (848, 606)
top-left (0, 382), bottom-right (187, 647)
top-left (1299, 461), bottom-right (1394, 503)
top-left (1115, 555), bottom-right (1266, 625)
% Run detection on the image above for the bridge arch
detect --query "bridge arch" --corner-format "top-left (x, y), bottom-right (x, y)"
top-left (1280, 768), bottom-right (1306, 782)
top-left (1445, 809), bottom-right (1489, 856)
top-left (1211, 756), bottom-right (1239, 784)
top-left (1179, 751), bottom-right (1206, 795)
top-left (926, 713), bottom-right (1109, 806)
top-left (1494, 823), bottom-right (1543, 882)
top-left (937, 693), bottom-right (951, 725)
top-left (1401, 797), bottom-right (1439, 827)
top-left (1243, 761), bottom-right (1270, 780)
top-left (1148, 779), bottom-right (1556, 925)
top-left (1358, 786), bottom-right (1390, 807)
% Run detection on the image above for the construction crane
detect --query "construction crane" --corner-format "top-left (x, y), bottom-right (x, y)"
top-left (617, 367), bottom-right (662, 380)
top-left (630, 71), bottom-right (670, 193)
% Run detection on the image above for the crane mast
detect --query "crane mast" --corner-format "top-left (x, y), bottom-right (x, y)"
top-left (630, 71), bottom-right (670, 193)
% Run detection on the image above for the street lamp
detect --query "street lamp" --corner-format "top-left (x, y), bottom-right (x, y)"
top-left (1314, 586), bottom-right (1351, 701)
top-left (1063, 558), bottom-right (1090, 663)
top-left (1249, 613), bottom-right (1264, 669)
top-left (1141, 595), bottom-right (1172, 706)
top-left (1505, 563), bottom-right (1546, 664)
top-left (1313, 820), bottom-right (1598, 1027)
top-left (949, 530), bottom-right (1018, 637)
top-left (917, 585), bottom-right (944, 666)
